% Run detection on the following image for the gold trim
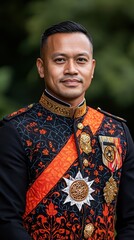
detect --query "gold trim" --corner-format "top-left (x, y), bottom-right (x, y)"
top-left (39, 93), bottom-right (86, 118)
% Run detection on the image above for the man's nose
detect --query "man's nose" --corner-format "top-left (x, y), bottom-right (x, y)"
top-left (64, 60), bottom-right (78, 75)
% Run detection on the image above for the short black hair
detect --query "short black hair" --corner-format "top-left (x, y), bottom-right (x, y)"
top-left (40, 20), bottom-right (93, 52)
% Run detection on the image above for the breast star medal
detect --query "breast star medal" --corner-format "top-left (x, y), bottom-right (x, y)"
top-left (62, 171), bottom-right (94, 211)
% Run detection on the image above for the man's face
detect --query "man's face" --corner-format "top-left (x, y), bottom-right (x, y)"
top-left (36, 32), bottom-right (96, 107)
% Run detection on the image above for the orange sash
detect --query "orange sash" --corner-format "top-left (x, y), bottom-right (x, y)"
top-left (23, 107), bottom-right (104, 218)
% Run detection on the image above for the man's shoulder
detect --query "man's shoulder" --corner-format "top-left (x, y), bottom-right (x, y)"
top-left (3, 103), bottom-right (35, 121)
top-left (96, 107), bottom-right (127, 123)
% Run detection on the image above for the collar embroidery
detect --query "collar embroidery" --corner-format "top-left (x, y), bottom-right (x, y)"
top-left (39, 92), bottom-right (86, 118)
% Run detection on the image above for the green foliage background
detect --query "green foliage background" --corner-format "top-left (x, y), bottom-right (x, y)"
top-left (0, 0), bottom-right (134, 137)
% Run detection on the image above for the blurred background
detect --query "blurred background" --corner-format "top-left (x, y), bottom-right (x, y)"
top-left (0, 0), bottom-right (134, 138)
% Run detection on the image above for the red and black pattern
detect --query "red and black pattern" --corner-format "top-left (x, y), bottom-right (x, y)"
top-left (5, 103), bottom-right (127, 240)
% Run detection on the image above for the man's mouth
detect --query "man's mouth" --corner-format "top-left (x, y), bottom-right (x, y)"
top-left (60, 78), bottom-right (83, 87)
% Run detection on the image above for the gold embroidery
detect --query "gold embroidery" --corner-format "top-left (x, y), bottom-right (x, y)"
top-left (103, 176), bottom-right (118, 205)
top-left (39, 93), bottom-right (86, 118)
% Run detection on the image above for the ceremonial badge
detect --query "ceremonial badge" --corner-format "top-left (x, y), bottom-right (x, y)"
top-left (62, 171), bottom-right (94, 211)
top-left (99, 136), bottom-right (122, 171)
top-left (99, 136), bottom-right (122, 204)
top-left (80, 132), bottom-right (92, 154)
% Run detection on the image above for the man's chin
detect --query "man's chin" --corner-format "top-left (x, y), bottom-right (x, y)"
top-left (59, 91), bottom-right (84, 104)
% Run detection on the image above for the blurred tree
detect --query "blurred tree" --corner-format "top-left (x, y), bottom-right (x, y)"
top-left (0, 0), bottom-right (134, 136)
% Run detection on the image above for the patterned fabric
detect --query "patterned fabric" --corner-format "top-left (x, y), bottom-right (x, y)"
top-left (6, 102), bottom-right (127, 240)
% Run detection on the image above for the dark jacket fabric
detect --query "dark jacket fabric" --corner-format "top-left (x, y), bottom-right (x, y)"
top-left (0, 94), bottom-right (134, 240)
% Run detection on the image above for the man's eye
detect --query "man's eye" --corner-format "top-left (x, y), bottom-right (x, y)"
top-left (54, 58), bottom-right (65, 63)
top-left (77, 58), bottom-right (88, 63)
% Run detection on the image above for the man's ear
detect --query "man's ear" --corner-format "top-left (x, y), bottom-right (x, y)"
top-left (91, 59), bottom-right (96, 79)
top-left (36, 58), bottom-right (45, 78)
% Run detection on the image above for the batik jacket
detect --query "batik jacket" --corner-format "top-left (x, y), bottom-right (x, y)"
top-left (0, 92), bottom-right (134, 240)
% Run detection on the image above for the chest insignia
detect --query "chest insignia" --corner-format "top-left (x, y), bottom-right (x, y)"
top-left (80, 132), bottom-right (92, 154)
top-left (62, 171), bottom-right (94, 211)
top-left (99, 136), bottom-right (122, 171)
top-left (99, 136), bottom-right (122, 204)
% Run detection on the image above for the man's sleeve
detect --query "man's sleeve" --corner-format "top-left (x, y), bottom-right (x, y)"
top-left (0, 120), bottom-right (32, 240)
top-left (115, 123), bottom-right (134, 239)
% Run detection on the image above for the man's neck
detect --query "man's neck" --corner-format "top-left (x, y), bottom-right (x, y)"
top-left (45, 89), bottom-right (85, 107)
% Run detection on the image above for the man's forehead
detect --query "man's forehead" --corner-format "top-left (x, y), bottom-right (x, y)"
top-left (45, 32), bottom-right (92, 52)
top-left (47, 32), bottom-right (91, 43)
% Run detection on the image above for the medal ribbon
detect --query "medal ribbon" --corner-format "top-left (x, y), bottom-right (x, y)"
top-left (23, 107), bottom-right (104, 218)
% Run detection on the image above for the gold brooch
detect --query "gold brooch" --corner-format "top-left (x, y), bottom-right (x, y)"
top-left (80, 132), bottom-right (92, 154)
top-left (103, 176), bottom-right (118, 205)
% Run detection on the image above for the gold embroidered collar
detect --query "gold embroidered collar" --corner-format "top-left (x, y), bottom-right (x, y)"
top-left (39, 92), bottom-right (87, 118)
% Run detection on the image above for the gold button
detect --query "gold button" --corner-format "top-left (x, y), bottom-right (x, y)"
top-left (77, 123), bottom-right (84, 130)
top-left (84, 223), bottom-right (94, 239)
top-left (83, 159), bottom-right (89, 167)
top-left (28, 103), bottom-right (33, 108)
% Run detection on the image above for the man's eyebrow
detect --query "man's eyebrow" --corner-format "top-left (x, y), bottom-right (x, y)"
top-left (51, 52), bottom-right (90, 58)
top-left (51, 53), bottom-right (66, 58)
top-left (76, 52), bottom-right (90, 57)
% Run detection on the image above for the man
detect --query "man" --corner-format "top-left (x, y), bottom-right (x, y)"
top-left (0, 21), bottom-right (134, 240)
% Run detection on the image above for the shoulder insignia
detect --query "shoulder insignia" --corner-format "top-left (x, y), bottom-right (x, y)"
top-left (97, 107), bottom-right (127, 123)
top-left (4, 103), bottom-right (34, 121)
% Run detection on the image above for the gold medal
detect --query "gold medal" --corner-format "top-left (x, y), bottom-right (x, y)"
top-left (62, 171), bottom-right (94, 211)
top-left (69, 180), bottom-right (89, 202)
top-left (104, 145), bottom-right (115, 162)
